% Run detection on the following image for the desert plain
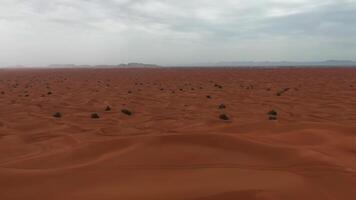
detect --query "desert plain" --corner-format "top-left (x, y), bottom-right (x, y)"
top-left (1, 67), bottom-right (356, 200)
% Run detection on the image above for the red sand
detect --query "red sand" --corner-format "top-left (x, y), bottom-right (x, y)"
top-left (1, 68), bottom-right (356, 200)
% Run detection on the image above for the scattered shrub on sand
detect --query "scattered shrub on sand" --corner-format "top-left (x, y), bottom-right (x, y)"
top-left (121, 109), bottom-right (132, 116)
top-left (53, 112), bottom-right (62, 118)
top-left (91, 113), bottom-right (100, 119)
top-left (47, 91), bottom-right (52, 95)
top-left (267, 110), bottom-right (277, 116)
top-left (105, 106), bottom-right (111, 111)
top-left (214, 84), bottom-right (223, 89)
top-left (276, 88), bottom-right (290, 96)
top-left (206, 95), bottom-right (212, 99)
top-left (267, 110), bottom-right (278, 120)
top-left (269, 116), bottom-right (277, 120)
top-left (218, 104), bottom-right (226, 109)
top-left (219, 113), bottom-right (229, 121)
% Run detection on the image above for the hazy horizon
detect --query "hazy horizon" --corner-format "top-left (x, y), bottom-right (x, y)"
top-left (1, 0), bottom-right (356, 67)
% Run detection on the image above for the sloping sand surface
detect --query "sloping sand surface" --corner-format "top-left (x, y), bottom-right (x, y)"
top-left (1, 68), bottom-right (356, 199)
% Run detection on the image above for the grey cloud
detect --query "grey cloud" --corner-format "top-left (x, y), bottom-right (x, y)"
top-left (0, 0), bottom-right (355, 66)
top-left (258, 2), bottom-right (356, 36)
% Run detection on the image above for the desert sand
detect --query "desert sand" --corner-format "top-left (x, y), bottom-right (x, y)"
top-left (1, 67), bottom-right (356, 200)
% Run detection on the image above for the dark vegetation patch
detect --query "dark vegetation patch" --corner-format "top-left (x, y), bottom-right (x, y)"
top-left (121, 109), bottom-right (132, 116)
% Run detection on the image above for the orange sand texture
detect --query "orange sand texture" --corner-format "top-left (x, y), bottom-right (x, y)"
top-left (1, 68), bottom-right (356, 200)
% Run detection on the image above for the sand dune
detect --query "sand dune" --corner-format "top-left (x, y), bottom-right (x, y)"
top-left (1, 68), bottom-right (356, 200)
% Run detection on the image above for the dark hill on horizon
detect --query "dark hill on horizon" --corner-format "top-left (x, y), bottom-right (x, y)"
top-left (186, 60), bottom-right (356, 67)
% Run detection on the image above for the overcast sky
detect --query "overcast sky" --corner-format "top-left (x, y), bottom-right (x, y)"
top-left (0, 0), bottom-right (355, 66)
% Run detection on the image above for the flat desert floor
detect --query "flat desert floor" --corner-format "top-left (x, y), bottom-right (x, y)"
top-left (1, 68), bottom-right (356, 200)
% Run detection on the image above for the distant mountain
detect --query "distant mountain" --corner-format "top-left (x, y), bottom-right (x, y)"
top-left (47, 64), bottom-right (79, 68)
top-left (187, 60), bottom-right (356, 67)
top-left (46, 63), bottom-right (161, 68)
top-left (117, 63), bottom-right (161, 68)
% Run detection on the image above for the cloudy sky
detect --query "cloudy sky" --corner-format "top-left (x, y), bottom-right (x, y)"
top-left (0, 0), bottom-right (355, 66)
